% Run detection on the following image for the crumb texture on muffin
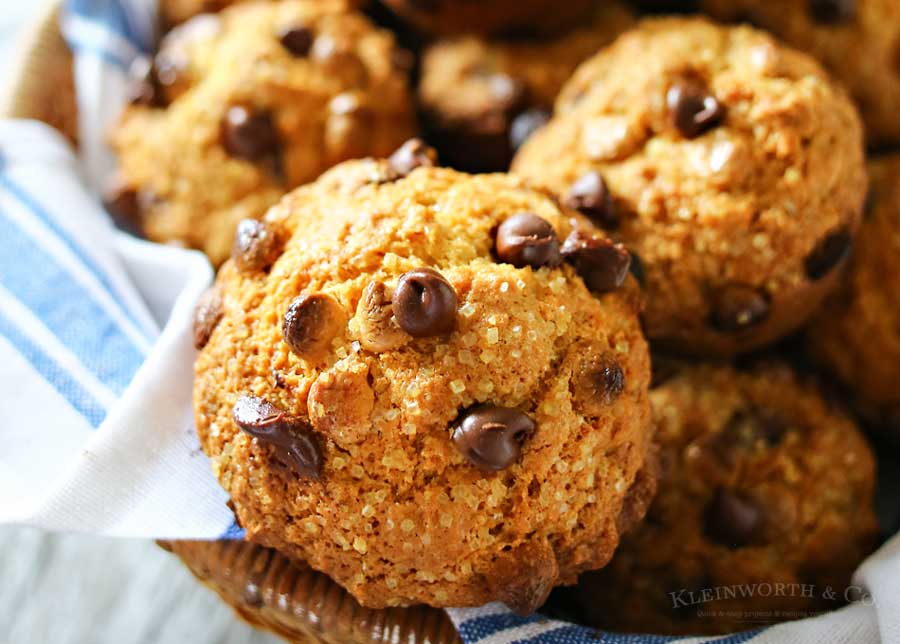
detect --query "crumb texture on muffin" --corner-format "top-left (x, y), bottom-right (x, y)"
top-left (512, 17), bottom-right (867, 356)
top-left (579, 362), bottom-right (879, 635)
top-left (193, 152), bottom-right (654, 612)
top-left (109, 0), bottom-right (416, 264)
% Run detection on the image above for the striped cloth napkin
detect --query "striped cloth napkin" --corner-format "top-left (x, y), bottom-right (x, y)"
top-left (0, 0), bottom-right (896, 641)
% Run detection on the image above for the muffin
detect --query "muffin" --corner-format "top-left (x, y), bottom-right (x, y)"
top-left (418, 1), bottom-right (635, 172)
top-left (160, 0), bottom-right (364, 27)
top-left (106, 0), bottom-right (416, 265)
top-left (192, 140), bottom-right (655, 613)
top-left (699, 0), bottom-right (900, 147)
top-left (379, 0), bottom-right (594, 37)
top-left (512, 17), bottom-right (867, 356)
top-left (807, 155), bottom-right (900, 437)
top-left (578, 362), bottom-right (879, 635)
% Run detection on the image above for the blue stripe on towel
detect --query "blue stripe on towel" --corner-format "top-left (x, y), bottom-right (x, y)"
top-left (510, 624), bottom-right (675, 644)
top-left (458, 613), bottom-right (548, 643)
top-left (0, 209), bottom-right (144, 394)
top-left (219, 519), bottom-right (246, 541)
top-left (65, 0), bottom-right (153, 53)
top-left (0, 174), bottom-right (153, 340)
top-left (454, 613), bottom-right (767, 644)
top-left (0, 310), bottom-right (106, 427)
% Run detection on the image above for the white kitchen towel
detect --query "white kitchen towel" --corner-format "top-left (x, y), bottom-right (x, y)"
top-left (0, 0), bottom-right (896, 642)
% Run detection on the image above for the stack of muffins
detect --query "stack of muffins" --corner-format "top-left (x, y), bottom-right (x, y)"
top-left (107, 0), bottom-right (900, 636)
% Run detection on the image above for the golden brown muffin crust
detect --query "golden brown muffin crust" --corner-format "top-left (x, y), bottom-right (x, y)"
top-left (512, 17), bottom-right (867, 356)
top-left (193, 153), bottom-right (655, 612)
top-left (109, 0), bottom-right (416, 265)
top-left (700, 0), bottom-right (900, 147)
top-left (579, 362), bottom-right (879, 635)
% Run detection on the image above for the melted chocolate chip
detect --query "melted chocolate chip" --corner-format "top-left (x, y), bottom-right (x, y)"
top-left (232, 395), bottom-right (321, 478)
top-left (809, 0), bottom-right (856, 23)
top-left (805, 227), bottom-right (853, 280)
top-left (278, 25), bottom-right (314, 56)
top-left (232, 219), bottom-right (283, 273)
top-left (560, 230), bottom-right (631, 293)
top-left (388, 138), bottom-right (438, 178)
top-left (103, 182), bottom-right (144, 236)
top-left (392, 268), bottom-right (458, 337)
top-left (509, 107), bottom-right (550, 153)
top-left (452, 405), bottom-right (536, 471)
top-left (192, 286), bottom-right (223, 350)
top-left (221, 106), bottom-right (279, 161)
top-left (564, 172), bottom-right (618, 228)
top-left (704, 488), bottom-right (762, 548)
top-left (709, 285), bottom-right (770, 332)
top-left (667, 78), bottom-right (726, 139)
top-left (495, 213), bottom-right (562, 269)
top-left (282, 293), bottom-right (346, 360)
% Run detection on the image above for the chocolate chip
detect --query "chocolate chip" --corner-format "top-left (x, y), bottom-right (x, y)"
top-left (573, 354), bottom-right (625, 416)
top-left (804, 227), bottom-right (853, 280)
top-left (451, 405), bottom-right (536, 471)
top-left (564, 172), bottom-right (618, 228)
top-left (278, 25), bottom-right (314, 56)
top-left (126, 57), bottom-right (164, 107)
top-left (103, 181), bottom-right (144, 236)
top-left (388, 138), bottom-right (437, 178)
top-left (495, 213), bottom-right (562, 269)
top-left (232, 395), bottom-right (321, 478)
top-left (192, 286), bottom-right (223, 350)
top-left (709, 285), bottom-right (770, 332)
top-left (704, 488), bottom-right (762, 548)
top-left (282, 293), bottom-right (346, 360)
top-left (221, 106), bottom-right (279, 161)
top-left (667, 78), bottom-right (726, 138)
top-left (809, 0), bottom-right (855, 23)
top-left (561, 230), bottom-right (631, 293)
top-left (232, 219), bottom-right (283, 273)
top-left (509, 107), bottom-right (550, 153)
top-left (392, 268), bottom-right (458, 337)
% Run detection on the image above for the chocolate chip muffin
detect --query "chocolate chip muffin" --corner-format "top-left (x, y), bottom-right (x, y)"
top-left (512, 17), bottom-right (868, 357)
top-left (107, 0), bottom-right (416, 265)
top-left (699, 0), bottom-right (900, 147)
top-left (578, 362), bottom-right (879, 636)
top-left (418, 1), bottom-right (635, 172)
top-left (160, 0), bottom-right (364, 27)
top-left (380, 0), bottom-right (594, 37)
top-left (807, 155), bottom-right (900, 437)
top-left (192, 140), bottom-right (655, 613)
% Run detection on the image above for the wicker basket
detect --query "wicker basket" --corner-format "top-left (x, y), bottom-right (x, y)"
top-left (2, 4), bottom-right (460, 643)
